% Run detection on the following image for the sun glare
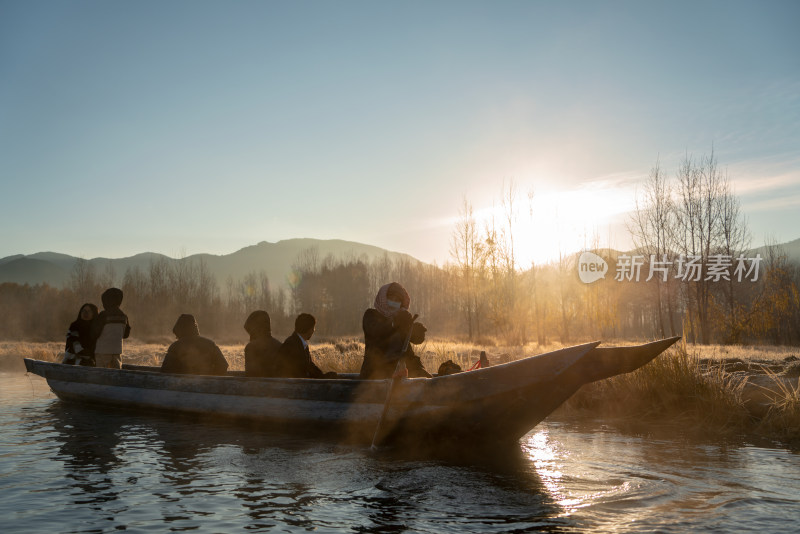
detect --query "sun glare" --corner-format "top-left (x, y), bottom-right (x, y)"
top-left (474, 183), bottom-right (635, 267)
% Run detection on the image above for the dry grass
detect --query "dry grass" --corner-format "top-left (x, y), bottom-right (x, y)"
top-left (683, 343), bottom-right (800, 362)
top-left (754, 368), bottom-right (800, 443)
top-left (562, 338), bottom-right (752, 433)
top-left (306, 339), bottom-right (364, 374)
top-left (0, 341), bottom-right (63, 371)
top-left (0, 336), bottom-right (560, 373)
top-left (3, 336), bottom-right (797, 373)
top-left (557, 339), bottom-right (800, 445)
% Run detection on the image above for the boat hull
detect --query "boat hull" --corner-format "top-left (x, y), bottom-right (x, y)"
top-left (24, 337), bottom-right (679, 445)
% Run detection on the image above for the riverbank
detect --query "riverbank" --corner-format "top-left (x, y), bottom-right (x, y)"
top-left (559, 339), bottom-right (800, 446)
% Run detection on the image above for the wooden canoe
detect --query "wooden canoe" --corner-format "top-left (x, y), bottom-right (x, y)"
top-left (24, 337), bottom-right (679, 446)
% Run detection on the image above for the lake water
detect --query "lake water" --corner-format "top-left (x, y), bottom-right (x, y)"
top-left (2, 372), bottom-right (800, 533)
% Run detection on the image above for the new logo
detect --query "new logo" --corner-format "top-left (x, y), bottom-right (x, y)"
top-left (578, 251), bottom-right (608, 284)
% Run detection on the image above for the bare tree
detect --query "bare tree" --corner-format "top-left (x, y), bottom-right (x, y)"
top-left (629, 158), bottom-right (677, 337)
top-left (69, 258), bottom-right (99, 303)
top-left (713, 174), bottom-right (750, 342)
top-left (672, 149), bottom-right (750, 343)
top-left (289, 247), bottom-right (321, 314)
top-left (501, 180), bottom-right (530, 343)
top-left (555, 248), bottom-right (576, 343)
top-left (100, 260), bottom-right (116, 289)
top-left (501, 179), bottom-right (518, 273)
top-left (526, 188), bottom-right (546, 345)
top-left (450, 197), bottom-right (484, 339)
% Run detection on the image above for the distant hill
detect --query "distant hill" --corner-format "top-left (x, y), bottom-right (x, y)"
top-left (2, 236), bottom-right (797, 290)
top-left (0, 238), bottom-right (420, 290)
top-left (0, 257), bottom-right (70, 286)
top-left (0, 254), bottom-right (24, 266)
top-left (750, 237), bottom-right (800, 264)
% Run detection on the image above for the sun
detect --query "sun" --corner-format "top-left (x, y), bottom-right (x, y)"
top-left (474, 183), bottom-right (635, 267)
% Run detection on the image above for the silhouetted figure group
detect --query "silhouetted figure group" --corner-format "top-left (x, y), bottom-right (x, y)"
top-left (62, 288), bottom-right (130, 369)
top-left (64, 282), bottom-right (433, 380)
top-left (241, 312), bottom-right (335, 379)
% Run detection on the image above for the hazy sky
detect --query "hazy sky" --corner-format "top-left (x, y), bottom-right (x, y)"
top-left (1, 0), bottom-right (798, 265)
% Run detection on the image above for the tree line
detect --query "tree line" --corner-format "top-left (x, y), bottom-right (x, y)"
top-left (448, 152), bottom-right (800, 346)
top-left (2, 151), bottom-right (799, 346)
top-left (0, 251), bottom-right (460, 343)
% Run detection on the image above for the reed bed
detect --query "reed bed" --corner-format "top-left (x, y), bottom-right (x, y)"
top-left (753, 368), bottom-right (800, 444)
top-left (0, 341), bottom-right (62, 371)
top-left (561, 339), bottom-right (752, 432)
top-left (4, 337), bottom-right (795, 372)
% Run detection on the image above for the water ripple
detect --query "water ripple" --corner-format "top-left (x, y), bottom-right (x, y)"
top-left (3, 375), bottom-right (800, 533)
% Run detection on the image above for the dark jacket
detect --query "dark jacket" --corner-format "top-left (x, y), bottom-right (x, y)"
top-left (277, 332), bottom-right (323, 379)
top-left (161, 314), bottom-right (228, 376)
top-left (245, 337), bottom-right (283, 377)
top-left (65, 303), bottom-right (98, 366)
top-left (358, 308), bottom-right (430, 379)
top-left (244, 311), bottom-right (283, 377)
top-left (92, 288), bottom-right (130, 355)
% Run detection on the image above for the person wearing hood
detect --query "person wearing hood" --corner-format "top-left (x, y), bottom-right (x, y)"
top-left (63, 303), bottom-right (99, 366)
top-left (161, 313), bottom-right (228, 375)
top-left (358, 282), bottom-right (430, 380)
top-left (91, 287), bottom-right (131, 369)
top-left (160, 314), bottom-right (229, 375)
top-left (243, 310), bottom-right (282, 377)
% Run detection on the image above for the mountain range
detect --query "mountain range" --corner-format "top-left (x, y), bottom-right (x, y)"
top-left (750, 238), bottom-right (800, 264)
top-left (2, 237), bottom-right (798, 290)
top-left (0, 238), bottom-right (420, 290)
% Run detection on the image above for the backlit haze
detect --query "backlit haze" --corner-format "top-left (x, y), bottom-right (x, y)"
top-left (1, 1), bottom-right (798, 266)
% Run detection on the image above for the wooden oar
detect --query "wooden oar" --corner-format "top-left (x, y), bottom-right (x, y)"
top-left (369, 313), bottom-right (418, 451)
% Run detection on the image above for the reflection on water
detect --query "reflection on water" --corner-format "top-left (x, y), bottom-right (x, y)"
top-left (520, 420), bottom-right (800, 533)
top-left (2, 373), bottom-right (800, 533)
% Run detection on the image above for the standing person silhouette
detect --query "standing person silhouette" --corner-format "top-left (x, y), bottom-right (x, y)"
top-left (92, 288), bottom-right (131, 369)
